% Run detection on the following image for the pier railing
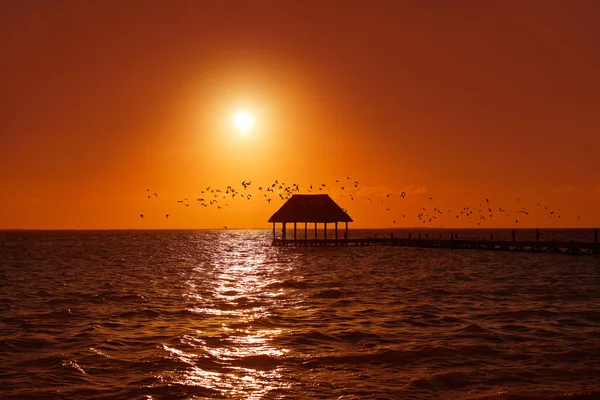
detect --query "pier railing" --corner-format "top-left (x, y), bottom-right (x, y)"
top-left (272, 229), bottom-right (600, 255)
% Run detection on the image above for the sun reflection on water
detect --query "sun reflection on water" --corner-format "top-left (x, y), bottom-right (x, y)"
top-left (164, 232), bottom-right (296, 398)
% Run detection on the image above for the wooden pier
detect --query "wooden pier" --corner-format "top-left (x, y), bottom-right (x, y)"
top-left (267, 195), bottom-right (599, 255)
top-left (272, 237), bottom-right (600, 255)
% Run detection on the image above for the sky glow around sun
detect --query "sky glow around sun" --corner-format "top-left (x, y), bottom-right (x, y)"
top-left (234, 111), bottom-right (254, 135)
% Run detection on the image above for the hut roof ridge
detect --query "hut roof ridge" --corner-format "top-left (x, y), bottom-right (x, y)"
top-left (268, 194), bottom-right (353, 223)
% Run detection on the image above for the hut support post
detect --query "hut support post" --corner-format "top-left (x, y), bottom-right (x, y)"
top-left (282, 223), bottom-right (286, 240)
top-left (272, 222), bottom-right (275, 239)
top-left (314, 223), bottom-right (317, 239)
top-left (335, 222), bottom-right (338, 239)
top-left (345, 222), bottom-right (348, 239)
top-left (324, 223), bottom-right (327, 240)
top-left (304, 222), bottom-right (307, 240)
top-left (294, 222), bottom-right (297, 240)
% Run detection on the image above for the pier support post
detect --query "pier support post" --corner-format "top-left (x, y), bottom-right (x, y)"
top-left (345, 222), bottom-right (349, 239)
top-left (335, 222), bottom-right (338, 239)
top-left (536, 229), bottom-right (540, 242)
top-left (324, 223), bottom-right (327, 240)
top-left (511, 229), bottom-right (516, 243)
top-left (305, 222), bottom-right (307, 240)
top-left (595, 229), bottom-right (598, 244)
top-left (294, 222), bottom-right (297, 240)
top-left (314, 223), bottom-right (317, 239)
top-left (272, 223), bottom-right (275, 239)
top-left (408, 232), bottom-right (411, 239)
top-left (282, 223), bottom-right (287, 240)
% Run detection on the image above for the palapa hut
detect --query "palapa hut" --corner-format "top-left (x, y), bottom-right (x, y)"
top-left (268, 194), bottom-right (353, 241)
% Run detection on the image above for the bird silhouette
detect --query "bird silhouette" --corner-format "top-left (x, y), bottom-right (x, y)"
top-left (166, 214), bottom-right (169, 218)
top-left (140, 214), bottom-right (144, 218)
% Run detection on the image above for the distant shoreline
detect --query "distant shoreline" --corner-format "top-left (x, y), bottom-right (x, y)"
top-left (0, 227), bottom-right (596, 232)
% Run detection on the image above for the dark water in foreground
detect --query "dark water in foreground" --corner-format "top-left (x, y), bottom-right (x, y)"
top-left (1, 230), bottom-right (600, 399)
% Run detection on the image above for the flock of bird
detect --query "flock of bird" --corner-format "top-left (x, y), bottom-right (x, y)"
top-left (138, 176), bottom-right (583, 227)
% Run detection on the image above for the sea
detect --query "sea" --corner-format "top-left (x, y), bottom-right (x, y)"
top-left (1, 229), bottom-right (600, 400)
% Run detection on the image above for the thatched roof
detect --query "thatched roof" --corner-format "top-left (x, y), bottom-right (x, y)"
top-left (268, 194), bottom-right (353, 223)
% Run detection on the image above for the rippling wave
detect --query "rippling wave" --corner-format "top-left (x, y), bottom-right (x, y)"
top-left (1, 230), bottom-right (599, 399)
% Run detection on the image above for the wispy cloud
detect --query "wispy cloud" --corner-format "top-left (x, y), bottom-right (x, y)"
top-left (551, 186), bottom-right (574, 193)
top-left (405, 184), bottom-right (427, 195)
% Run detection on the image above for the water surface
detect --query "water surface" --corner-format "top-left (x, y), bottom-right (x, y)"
top-left (1, 230), bottom-right (599, 399)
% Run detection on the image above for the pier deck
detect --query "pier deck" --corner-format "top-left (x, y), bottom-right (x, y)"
top-left (272, 237), bottom-right (600, 255)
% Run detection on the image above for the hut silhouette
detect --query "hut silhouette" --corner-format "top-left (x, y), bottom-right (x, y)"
top-left (268, 194), bottom-right (353, 241)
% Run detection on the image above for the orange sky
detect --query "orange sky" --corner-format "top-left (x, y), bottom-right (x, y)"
top-left (1, 1), bottom-right (599, 229)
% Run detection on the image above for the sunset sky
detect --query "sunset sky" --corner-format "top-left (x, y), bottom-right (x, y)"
top-left (1, 1), bottom-right (599, 229)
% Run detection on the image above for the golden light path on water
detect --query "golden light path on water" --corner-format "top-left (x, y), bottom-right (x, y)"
top-left (162, 232), bottom-right (300, 398)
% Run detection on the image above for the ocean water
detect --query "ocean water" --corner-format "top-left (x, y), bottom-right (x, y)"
top-left (1, 229), bottom-right (600, 400)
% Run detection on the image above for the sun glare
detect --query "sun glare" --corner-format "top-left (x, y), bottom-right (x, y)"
top-left (234, 111), bottom-right (254, 135)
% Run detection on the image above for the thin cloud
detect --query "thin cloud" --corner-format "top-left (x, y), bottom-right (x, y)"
top-left (551, 186), bottom-right (574, 193)
top-left (405, 184), bottom-right (427, 195)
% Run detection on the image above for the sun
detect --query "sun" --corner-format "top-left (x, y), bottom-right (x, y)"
top-left (234, 110), bottom-right (254, 135)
